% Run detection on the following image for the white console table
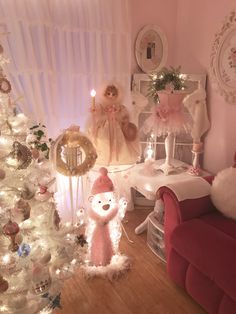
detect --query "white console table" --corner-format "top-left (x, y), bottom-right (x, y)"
top-left (127, 159), bottom-right (210, 234)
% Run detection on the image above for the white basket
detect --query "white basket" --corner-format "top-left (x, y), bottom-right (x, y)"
top-left (147, 212), bottom-right (166, 262)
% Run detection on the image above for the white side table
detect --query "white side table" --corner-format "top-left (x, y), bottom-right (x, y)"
top-left (128, 159), bottom-right (210, 234)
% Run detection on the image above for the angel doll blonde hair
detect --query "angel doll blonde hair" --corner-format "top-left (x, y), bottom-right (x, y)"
top-left (97, 81), bottom-right (124, 106)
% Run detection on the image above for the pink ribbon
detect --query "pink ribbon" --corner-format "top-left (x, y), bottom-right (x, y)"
top-left (188, 166), bottom-right (201, 176)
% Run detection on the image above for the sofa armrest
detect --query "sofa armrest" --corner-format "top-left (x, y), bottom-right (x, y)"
top-left (158, 185), bottom-right (216, 222)
top-left (158, 179), bottom-right (216, 257)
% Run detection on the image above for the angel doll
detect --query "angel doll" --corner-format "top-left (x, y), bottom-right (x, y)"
top-left (87, 83), bottom-right (140, 166)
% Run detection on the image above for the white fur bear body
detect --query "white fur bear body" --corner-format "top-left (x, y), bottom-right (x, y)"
top-left (211, 167), bottom-right (236, 219)
top-left (86, 191), bottom-right (126, 267)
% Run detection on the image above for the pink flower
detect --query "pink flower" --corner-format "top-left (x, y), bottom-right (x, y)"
top-left (156, 103), bottom-right (171, 122)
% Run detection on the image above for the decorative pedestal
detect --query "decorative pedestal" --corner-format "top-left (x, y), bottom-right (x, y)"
top-left (157, 132), bottom-right (176, 175)
top-left (155, 91), bottom-right (189, 176)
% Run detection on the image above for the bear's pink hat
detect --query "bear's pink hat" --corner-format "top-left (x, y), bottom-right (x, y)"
top-left (91, 167), bottom-right (114, 195)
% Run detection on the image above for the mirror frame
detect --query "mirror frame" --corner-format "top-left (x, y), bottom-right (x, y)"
top-left (210, 11), bottom-right (236, 104)
top-left (135, 24), bottom-right (168, 74)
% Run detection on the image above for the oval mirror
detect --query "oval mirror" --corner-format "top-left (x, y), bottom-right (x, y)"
top-left (135, 24), bottom-right (168, 74)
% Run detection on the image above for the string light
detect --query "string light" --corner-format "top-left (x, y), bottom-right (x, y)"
top-left (2, 254), bottom-right (10, 264)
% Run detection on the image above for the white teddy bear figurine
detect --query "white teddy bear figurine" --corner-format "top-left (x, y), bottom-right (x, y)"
top-left (86, 167), bottom-right (127, 267)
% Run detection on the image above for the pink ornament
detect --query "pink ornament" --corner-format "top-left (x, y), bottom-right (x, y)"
top-left (3, 220), bottom-right (20, 252)
top-left (35, 185), bottom-right (52, 202)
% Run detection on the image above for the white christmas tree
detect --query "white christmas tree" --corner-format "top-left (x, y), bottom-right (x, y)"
top-left (0, 43), bottom-right (86, 313)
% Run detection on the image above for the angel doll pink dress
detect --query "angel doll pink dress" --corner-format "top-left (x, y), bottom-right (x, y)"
top-left (87, 83), bottom-right (140, 166)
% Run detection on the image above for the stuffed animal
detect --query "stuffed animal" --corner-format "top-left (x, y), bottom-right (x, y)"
top-left (86, 167), bottom-right (127, 266)
top-left (211, 153), bottom-right (236, 219)
top-left (87, 82), bottom-right (140, 166)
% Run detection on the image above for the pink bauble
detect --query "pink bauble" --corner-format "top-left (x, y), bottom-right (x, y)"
top-left (35, 191), bottom-right (51, 202)
top-left (3, 220), bottom-right (20, 236)
top-left (35, 186), bottom-right (52, 201)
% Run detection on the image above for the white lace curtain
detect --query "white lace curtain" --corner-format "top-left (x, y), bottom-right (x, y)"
top-left (0, 0), bottom-right (131, 138)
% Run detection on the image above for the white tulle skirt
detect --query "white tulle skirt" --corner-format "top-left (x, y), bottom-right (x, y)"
top-left (142, 92), bottom-right (192, 136)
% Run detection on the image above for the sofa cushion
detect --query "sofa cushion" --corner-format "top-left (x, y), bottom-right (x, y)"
top-left (170, 211), bottom-right (236, 302)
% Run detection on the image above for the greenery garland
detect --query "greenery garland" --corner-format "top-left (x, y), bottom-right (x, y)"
top-left (28, 123), bottom-right (52, 159)
top-left (147, 66), bottom-right (186, 103)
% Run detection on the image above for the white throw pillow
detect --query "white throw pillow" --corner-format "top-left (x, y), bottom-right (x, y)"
top-left (211, 167), bottom-right (236, 219)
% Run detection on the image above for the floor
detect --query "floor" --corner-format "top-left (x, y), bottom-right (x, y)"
top-left (54, 208), bottom-right (206, 314)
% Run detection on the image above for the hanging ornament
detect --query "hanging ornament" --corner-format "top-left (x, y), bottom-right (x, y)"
top-left (2, 220), bottom-right (20, 252)
top-left (6, 141), bottom-right (32, 170)
top-left (31, 263), bottom-right (52, 295)
top-left (0, 275), bottom-right (9, 293)
top-left (51, 125), bottom-right (97, 176)
top-left (0, 77), bottom-right (11, 94)
top-left (35, 185), bottom-right (52, 202)
top-left (17, 243), bottom-right (31, 258)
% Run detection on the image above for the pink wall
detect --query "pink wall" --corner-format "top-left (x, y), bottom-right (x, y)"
top-left (131, 0), bottom-right (178, 73)
top-left (131, 0), bottom-right (236, 174)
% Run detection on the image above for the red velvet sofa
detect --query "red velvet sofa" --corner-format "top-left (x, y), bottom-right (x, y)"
top-left (158, 178), bottom-right (236, 314)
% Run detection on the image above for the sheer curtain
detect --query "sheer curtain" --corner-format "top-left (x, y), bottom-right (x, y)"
top-left (0, 0), bottom-right (131, 138)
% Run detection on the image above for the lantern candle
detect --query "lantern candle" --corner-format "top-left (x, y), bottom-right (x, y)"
top-left (144, 134), bottom-right (155, 161)
top-left (90, 89), bottom-right (96, 109)
top-left (145, 145), bottom-right (154, 161)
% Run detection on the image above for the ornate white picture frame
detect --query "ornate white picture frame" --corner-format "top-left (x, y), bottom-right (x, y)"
top-left (210, 11), bottom-right (236, 104)
top-left (135, 25), bottom-right (168, 74)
